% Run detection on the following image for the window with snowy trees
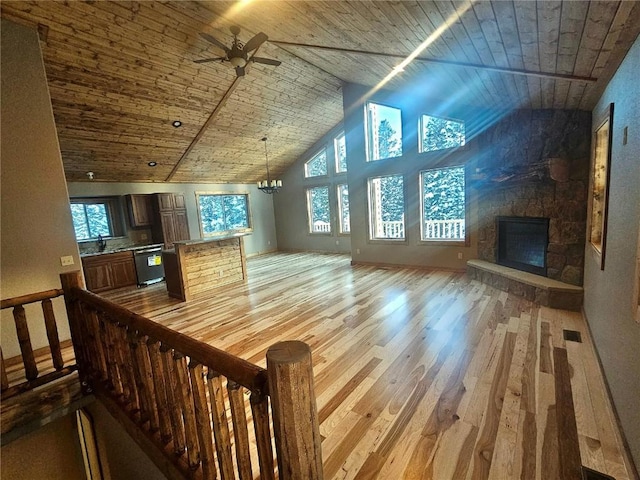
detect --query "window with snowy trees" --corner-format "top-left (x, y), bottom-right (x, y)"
top-left (305, 149), bottom-right (328, 178)
top-left (197, 193), bottom-right (250, 236)
top-left (368, 175), bottom-right (405, 240)
top-left (365, 102), bottom-right (403, 162)
top-left (307, 186), bottom-right (331, 234)
top-left (419, 114), bottom-right (465, 153)
top-left (420, 166), bottom-right (466, 241)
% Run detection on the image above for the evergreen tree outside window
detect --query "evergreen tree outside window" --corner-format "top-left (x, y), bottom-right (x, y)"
top-left (304, 149), bottom-right (328, 177)
top-left (365, 102), bottom-right (403, 161)
top-left (334, 132), bottom-right (347, 173)
top-left (71, 202), bottom-right (112, 240)
top-left (368, 175), bottom-right (405, 240)
top-left (307, 186), bottom-right (331, 233)
top-left (419, 114), bottom-right (465, 153)
top-left (337, 184), bottom-right (350, 234)
top-left (420, 166), bottom-right (466, 241)
top-left (197, 193), bottom-right (250, 236)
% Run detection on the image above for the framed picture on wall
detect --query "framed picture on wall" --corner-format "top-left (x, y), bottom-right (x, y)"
top-left (588, 102), bottom-right (613, 270)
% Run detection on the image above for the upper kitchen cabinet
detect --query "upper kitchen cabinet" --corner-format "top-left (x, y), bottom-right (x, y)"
top-left (151, 193), bottom-right (190, 248)
top-left (126, 194), bottom-right (153, 228)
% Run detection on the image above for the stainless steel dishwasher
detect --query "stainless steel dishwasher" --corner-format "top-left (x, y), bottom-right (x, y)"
top-left (133, 246), bottom-right (165, 286)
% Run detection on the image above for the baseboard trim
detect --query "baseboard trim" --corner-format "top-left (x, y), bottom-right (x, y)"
top-left (581, 307), bottom-right (640, 480)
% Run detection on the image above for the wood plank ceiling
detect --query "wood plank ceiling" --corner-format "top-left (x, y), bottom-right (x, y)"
top-left (2, 1), bottom-right (639, 184)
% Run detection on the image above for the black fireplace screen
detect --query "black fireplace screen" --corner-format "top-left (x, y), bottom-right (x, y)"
top-left (496, 216), bottom-right (549, 276)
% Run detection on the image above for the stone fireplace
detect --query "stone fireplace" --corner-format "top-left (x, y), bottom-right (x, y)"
top-left (474, 110), bottom-right (591, 287)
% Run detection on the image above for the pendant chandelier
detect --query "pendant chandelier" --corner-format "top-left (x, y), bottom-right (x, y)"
top-left (257, 136), bottom-right (282, 194)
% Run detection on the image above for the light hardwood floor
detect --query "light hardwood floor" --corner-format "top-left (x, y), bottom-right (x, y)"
top-left (101, 252), bottom-right (634, 480)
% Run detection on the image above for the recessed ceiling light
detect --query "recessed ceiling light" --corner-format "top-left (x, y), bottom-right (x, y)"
top-left (148, 161), bottom-right (157, 167)
top-left (172, 120), bottom-right (182, 128)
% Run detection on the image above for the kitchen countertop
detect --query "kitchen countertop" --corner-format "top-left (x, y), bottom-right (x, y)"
top-left (80, 243), bottom-right (165, 258)
top-left (172, 233), bottom-right (249, 247)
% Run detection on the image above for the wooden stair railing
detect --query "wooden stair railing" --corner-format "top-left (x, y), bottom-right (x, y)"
top-left (1, 288), bottom-right (77, 399)
top-left (59, 271), bottom-right (323, 480)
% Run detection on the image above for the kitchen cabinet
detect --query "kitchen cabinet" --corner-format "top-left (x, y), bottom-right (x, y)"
top-left (126, 194), bottom-right (153, 228)
top-left (151, 193), bottom-right (190, 249)
top-left (82, 251), bottom-right (137, 293)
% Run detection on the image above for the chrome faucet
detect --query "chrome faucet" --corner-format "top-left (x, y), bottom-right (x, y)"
top-left (97, 234), bottom-right (107, 252)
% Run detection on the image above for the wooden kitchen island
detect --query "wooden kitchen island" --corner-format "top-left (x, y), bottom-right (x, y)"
top-left (162, 234), bottom-right (248, 301)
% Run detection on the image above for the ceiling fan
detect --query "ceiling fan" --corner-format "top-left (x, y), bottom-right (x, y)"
top-left (196, 26), bottom-right (282, 77)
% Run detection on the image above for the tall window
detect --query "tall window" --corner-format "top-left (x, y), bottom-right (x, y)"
top-left (197, 193), bottom-right (250, 236)
top-left (420, 166), bottom-right (466, 241)
top-left (365, 102), bottom-right (402, 161)
top-left (334, 132), bottom-right (347, 173)
top-left (70, 197), bottom-right (122, 241)
top-left (419, 114), bottom-right (465, 153)
top-left (337, 184), bottom-right (350, 234)
top-left (307, 186), bottom-right (331, 233)
top-left (304, 149), bottom-right (328, 178)
top-left (368, 175), bottom-right (404, 240)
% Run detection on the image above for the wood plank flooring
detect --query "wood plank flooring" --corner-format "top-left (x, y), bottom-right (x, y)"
top-left (101, 252), bottom-right (634, 480)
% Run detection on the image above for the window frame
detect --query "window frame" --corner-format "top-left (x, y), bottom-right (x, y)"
top-left (367, 174), bottom-right (406, 242)
top-left (418, 113), bottom-right (466, 154)
top-left (418, 165), bottom-right (469, 246)
top-left (337, 183), bottom-right (350, 235)
top-left (364, 101), bottom-right (403, 162)
top-left (304, 148), bottom-right (329, 178)
top-left (334, 132), bottom-right (348, 173)
top-left (195, 192), bottom-right (252, 238)
top-left (306, 186), bottom-right (332, 235)
top-left (70, 196), bottom-right (125, 242)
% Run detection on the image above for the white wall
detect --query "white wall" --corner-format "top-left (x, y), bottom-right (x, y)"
top-left (1, 20), bottom-right (81, 357)
top-left (583, 36), bottom-right (640, 468)
top-left (67, 182), bottom-right (277, 257)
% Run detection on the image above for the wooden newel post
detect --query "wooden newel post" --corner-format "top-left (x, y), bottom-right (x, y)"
top-left (60, 271), bottom-right (90, 391)
top-left (266, 341), bottom-right (323, 480)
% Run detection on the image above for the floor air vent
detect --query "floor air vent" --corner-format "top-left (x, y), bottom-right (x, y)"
top-left (563, 329), bottom-right (582, 343)
top-left (582, 466), bottom-right (615, 480)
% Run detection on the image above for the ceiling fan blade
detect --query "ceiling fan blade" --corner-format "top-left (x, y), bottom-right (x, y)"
top-left (235, 66), bottom-right (246, 77)
top-left (200, 32), bottom-right (230, 53)
top-left (243, 32), bottom-right (268, 53)
top-left (194, 57), bottom-right (226, 64)
top-left (252, 56), bottom-right (281, 66)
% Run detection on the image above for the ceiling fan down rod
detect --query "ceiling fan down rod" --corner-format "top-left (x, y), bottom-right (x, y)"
top-left (269, 40), bottom-right (597, 83)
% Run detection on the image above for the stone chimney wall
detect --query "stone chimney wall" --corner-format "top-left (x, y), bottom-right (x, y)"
top-left (473, 110), bottom-right (591, 286)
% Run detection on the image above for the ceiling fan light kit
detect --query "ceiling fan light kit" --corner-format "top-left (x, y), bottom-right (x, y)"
top-left (257, 136), bottom-right (282, 194)
top-left (197, 27), bottom-right (281, 78)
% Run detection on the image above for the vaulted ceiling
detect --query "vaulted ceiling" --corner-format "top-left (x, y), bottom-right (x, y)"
top-left (2, 1), bottom-right (639, 184)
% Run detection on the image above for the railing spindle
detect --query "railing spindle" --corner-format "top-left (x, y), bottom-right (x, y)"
top-left (147, 340), bottom-right (172, 444)
top-left (128, 329), bottom-right (153, 425)
top-left (83, 308), bottom-right (105, 380)
top-left (160, 345), bottom-right (186, 455)
top-left (116, 325), bottom-right (140, 411)
top-left (103, 318), bottom-right (124, 397)
top-left (189, 363), bottom-right (217, 480)
top-left (136, 334), bottom-right (159, 432)
top-left (227, 381), bottom-right (253, 480)
top-left (174, 352), bottom-right (200, 470)
top-left (1, 347), bottom-right (8, 391)
top-left (12, 305), bottom-right (38, 381)
top-left (250, 392), bottom-right (275, 480)
top-left (207, 370), bottom-right (236, 480)
top-left (41, 298), bottom-right (64, 370)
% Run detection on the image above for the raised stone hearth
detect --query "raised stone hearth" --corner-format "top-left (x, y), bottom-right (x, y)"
top-left (467, 259), bottom-right (583, 311)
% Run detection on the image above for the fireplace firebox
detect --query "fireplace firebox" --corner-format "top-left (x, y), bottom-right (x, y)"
top-left (496, 216), bottom-right (549, 276)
